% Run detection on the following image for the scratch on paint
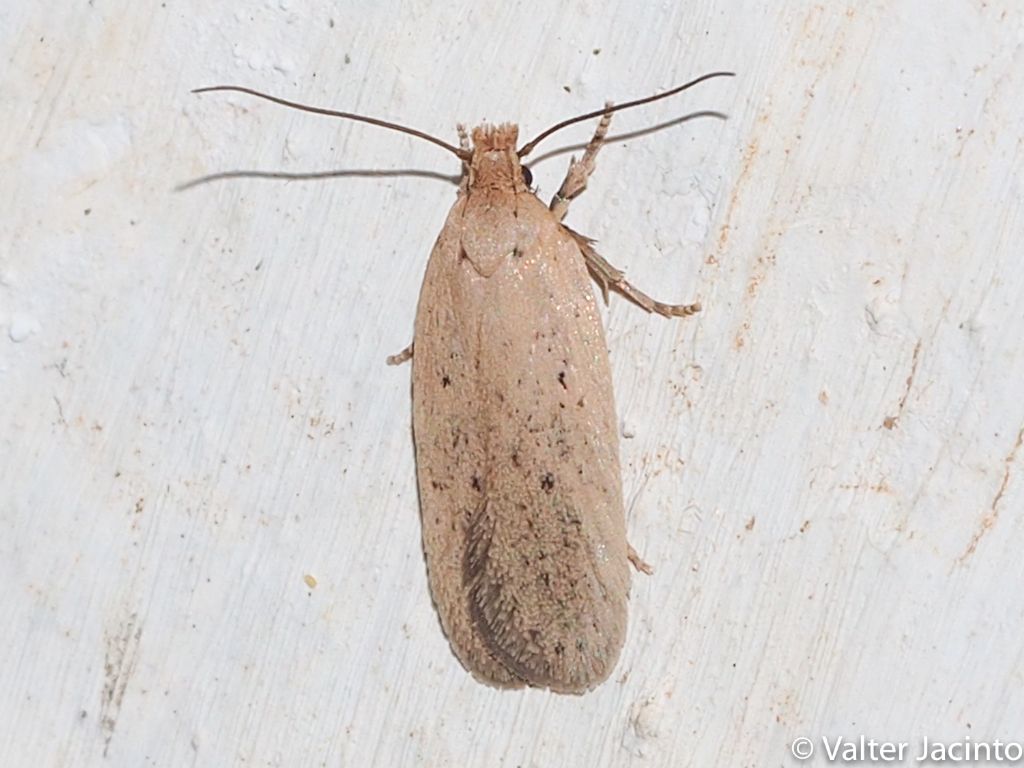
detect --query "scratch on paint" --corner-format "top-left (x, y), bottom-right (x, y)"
top-left (957, 426), bottom-right (1024, 566)
top-left (100, 612), bottom-right (143, 756)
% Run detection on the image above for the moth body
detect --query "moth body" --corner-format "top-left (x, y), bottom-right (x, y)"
top-left (412, 124), bottom-right (629, 693)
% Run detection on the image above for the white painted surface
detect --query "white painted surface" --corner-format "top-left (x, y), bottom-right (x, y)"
top-left (2, 2), bottom-right (1022, 766)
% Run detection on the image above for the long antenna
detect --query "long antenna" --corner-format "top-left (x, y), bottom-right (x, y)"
top-left (191, 85), bottom-right (471, 160)
top-left (517, 71), bottom-right (735, 157)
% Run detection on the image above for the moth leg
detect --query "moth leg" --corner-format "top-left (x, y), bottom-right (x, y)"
top-left (549, 103), bottom-right (613, 223)
top-left (386, 342), bottom-right (414, 366)
top-left (563, 226), bottom-right (702, 318)
top-left (628, 544), bottom-right (653, 575)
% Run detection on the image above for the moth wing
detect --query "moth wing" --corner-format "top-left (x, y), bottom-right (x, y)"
top-left (467, 194), bottom-right (630, 693)
top-left (411, 198), bottom-right (526, 689)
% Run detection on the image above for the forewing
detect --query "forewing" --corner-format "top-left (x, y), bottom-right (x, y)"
top-left (466, 194), bottom-right (629, 692)
top-left (411, 198), bottom-right (525, 689)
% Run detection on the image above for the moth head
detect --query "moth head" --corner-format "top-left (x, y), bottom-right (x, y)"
top-left (469, 124), bottom-right (530, 192)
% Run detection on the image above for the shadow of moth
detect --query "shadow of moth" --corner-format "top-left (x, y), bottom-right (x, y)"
top-left (193, 71), bottom-right (733, 694)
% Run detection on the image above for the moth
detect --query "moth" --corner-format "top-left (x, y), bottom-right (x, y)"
top-left (193, 71), bottom-right (733, 693)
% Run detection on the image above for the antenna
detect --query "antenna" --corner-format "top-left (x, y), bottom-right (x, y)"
top-left (517, 71), bottom-right (735, 157)
top-left (191, 85), bottom-right (471, 160)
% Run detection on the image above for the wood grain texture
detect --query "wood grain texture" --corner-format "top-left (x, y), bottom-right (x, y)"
top-left (2, 1), bottom-right (1022, 766)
